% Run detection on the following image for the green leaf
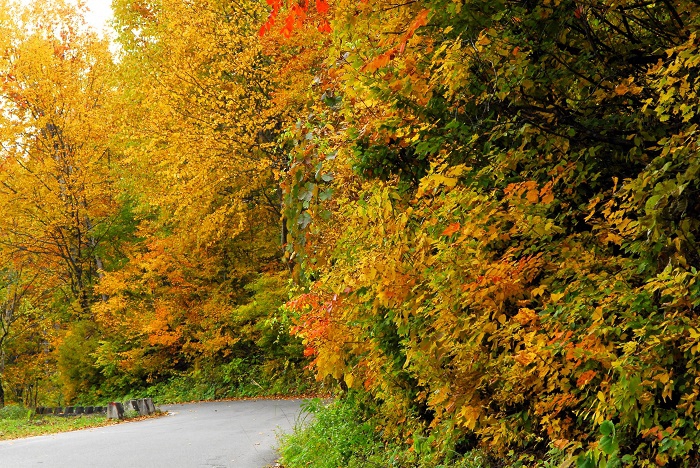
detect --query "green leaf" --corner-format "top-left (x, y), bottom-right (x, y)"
top-left (297, 212), bottom-right (311, 229)
top-left (576, 453), bottom-right (596, 468)
top-left (600, 434), bottom-right (618, 455)
top-left (600, 420), bottom-right (614, 436)
top-left (645, 195), bottom-right (661, 212)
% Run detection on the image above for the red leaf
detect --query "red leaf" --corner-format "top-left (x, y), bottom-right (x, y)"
top-left (258, 18), bottom-right (273, 37)
top-left (316, 0), bottom-right (329, 14)
top-left (281, 10), bottom-right (295, 37)
top-left (318, 18), bottom-right (332, 33)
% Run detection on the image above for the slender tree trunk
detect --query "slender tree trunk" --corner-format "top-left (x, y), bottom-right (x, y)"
top-left (85, 207), bottom-right (108, 303)
top-left (0, 347), bottom-right (5, 408)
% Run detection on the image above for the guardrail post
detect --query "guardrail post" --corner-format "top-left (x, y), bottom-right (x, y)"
top-left (136, 399), bottom-right (150, 415)
top-left (123, 399), bottom-right (139, 414)
top-left (107, 402), bottom-right (124, 419)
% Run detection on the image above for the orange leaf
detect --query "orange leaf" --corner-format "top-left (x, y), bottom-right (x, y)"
top-left (576, 370), bottom-right (597, 388)
top-left (441, 222), bottom-right (460, 236)
top-left (361, 49), bottom-right (395, 72)
top-left (540, 182), bottom-right (555, 204)
top-left (615, 83), bottom-right (629, 95)
top-left (407, 9), bottom-right (430, 37)
top-left (553, 439), bottom-right (569, 450)
top-left (398, 9), bottom-right (430, 52)
top-left (526, 189), bottom-right (539, 204)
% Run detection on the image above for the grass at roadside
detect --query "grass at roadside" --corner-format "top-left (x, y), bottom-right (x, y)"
top-left (0, 404), bottom-right (164, 441)
top-left (279, 394), bottom-right (490, 468)
top-left (0, 414), bottom-right (117, 440)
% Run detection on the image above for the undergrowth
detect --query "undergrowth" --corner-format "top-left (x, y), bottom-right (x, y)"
top-left (134, 366), bottom-right (320, 404)
top-left (279, 393), bottom-right (490, 468)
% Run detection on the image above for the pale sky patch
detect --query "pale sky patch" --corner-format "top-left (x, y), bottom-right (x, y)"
top-left (18, 0), bottom-right (115, 34)
top-left (82, 0), bottom-right (114, 33)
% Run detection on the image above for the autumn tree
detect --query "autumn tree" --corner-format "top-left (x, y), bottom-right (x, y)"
top-left (0, 0), bottom-right (129, 402)
top-left (0, 0), bottom-right (120, 313)
top-left (87, 0), bottom-right (314, 396)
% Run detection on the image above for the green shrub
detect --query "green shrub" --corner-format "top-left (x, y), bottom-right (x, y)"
top-left (280, 395), bottom-right (378, 468)
top-left (280, 393), bottom-right (490, 468)
top-left (0, 405), bottom-right (30, 420)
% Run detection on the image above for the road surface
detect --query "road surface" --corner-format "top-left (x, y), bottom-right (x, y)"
top-left (0, 399), bottom-right (305, 468)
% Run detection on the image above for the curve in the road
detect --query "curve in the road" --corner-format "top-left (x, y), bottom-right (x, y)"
top-left (0, 399), bottom-right (304, 468)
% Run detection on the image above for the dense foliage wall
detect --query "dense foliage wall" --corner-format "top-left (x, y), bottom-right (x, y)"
top-left (278, 0), bottom-right (700, 465)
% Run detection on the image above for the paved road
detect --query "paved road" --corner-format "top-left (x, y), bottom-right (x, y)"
top-left (0, 399), bottom-right (305, 468)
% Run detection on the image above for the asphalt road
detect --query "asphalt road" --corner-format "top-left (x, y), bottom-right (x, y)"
top-left (0, 399), bottom-right (305, 468)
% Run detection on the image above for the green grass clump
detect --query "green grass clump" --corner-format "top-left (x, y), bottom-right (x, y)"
top-left (0, 405), bottom-right (30, 420)
top-left (279, 396), bottom-right (378, 468)
top-left (279, 394), bottom-right (489, 468)
top-left (0, 405), bottom-right (115, 440)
